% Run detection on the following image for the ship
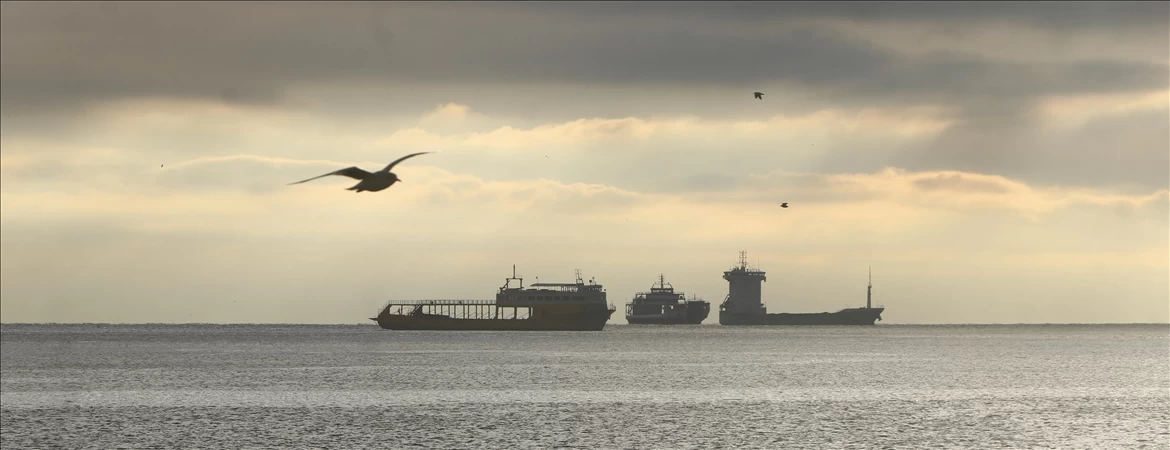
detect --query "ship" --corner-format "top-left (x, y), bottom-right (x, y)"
top-left (370, 266), bottom-right (617, 331)
top-left (624, 274), bottom-right (711, 324)
top-left (718, 251), bottom-right (885, 326)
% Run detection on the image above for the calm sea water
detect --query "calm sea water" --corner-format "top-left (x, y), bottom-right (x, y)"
top-left (2, 324), bottom-right (1167, 449)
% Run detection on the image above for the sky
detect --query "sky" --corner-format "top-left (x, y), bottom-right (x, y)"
top-left (1, 1), bottom-right (1167, 324)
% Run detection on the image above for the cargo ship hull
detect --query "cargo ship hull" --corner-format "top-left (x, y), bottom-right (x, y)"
top-left (373, 309), bottom-right (615, 331)
top-left (627, 302), bottom-right (710, 325)
top-left (717, 251), bottom-right (888, 326)
top-left (627, 314), bottom-right (705, 325)
top-left (370, 266), bottom-right (616, 331)
top-left (719, 307), bottom-right (883, 326)
top-left (624, 274), bottom-right (711, 325)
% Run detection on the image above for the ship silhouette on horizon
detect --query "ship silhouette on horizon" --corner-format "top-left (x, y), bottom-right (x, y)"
top-left (625, 274), bottom-right (711, 325)
top-left (718, 251), bottom-right (885, 326)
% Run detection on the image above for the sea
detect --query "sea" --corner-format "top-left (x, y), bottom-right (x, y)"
top-left (1, 324), bottom-right (1167, 449)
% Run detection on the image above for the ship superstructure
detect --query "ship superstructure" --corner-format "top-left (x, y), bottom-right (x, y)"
top-left (624, 274), bottom-right (710, 324)
top-left (718, 251), bottom-right (885, 326)
top-left (371, 266), bottom-right (616, 331)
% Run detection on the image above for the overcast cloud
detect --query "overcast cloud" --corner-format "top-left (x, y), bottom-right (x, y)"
top-left (1, 1), bottom-right (1166, 324)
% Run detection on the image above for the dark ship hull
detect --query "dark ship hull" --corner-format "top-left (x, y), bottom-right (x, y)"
top-left (624, 274), bottom-right (711, 325)
top-left (627, 301), bottom-right (710, 325)
top-left (370, 267), bottom-right (616, 331)
top-left (373, 308), bottom-right (615, 331)
top-left (719, 307), bottom-right (883, 326)
top-left (718, 251), bottom-right (887, 326)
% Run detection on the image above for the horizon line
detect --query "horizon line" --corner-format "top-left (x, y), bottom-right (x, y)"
top-left (2, 322), bottom-right (1167, 327)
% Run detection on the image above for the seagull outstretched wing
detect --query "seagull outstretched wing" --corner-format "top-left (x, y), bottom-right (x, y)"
top-left (381, 152), bottom-right (435, 173)
top-left (288, 166), bottom-right (372, 185)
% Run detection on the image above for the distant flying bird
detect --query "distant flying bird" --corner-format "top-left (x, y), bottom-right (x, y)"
top-left (754, 92), bottom-right (764, 100)
top-left (780, 203), bottom-right (788, 208)
top-left (288, 152), bottom-right (435, 192)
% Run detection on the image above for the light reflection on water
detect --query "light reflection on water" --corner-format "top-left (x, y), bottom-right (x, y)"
top-left (2, 324), bottom-right (1168, 449)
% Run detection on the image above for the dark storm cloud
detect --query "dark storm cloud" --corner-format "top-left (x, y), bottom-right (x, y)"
top-left (893, 105), bottom-right (1170, 192)
top-left (491, 1), bottom-right (1169, 31)
top-left (1, 1), bottom-right (1165, 114)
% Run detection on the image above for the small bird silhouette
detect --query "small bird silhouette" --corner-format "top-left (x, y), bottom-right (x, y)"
top-left (288, 152), bottom-right (435, 193)
top-left (780, 202), bottom-right (788, 208)
top-left (754, 92), bottom-right (764, 100)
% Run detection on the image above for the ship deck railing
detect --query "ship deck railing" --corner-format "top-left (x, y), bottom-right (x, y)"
top-left (380, 299), bottom-right (497, 309)
top-left (627, 298), bottom-right (702, 304)
top-left (380, 299), bottom-right (534, 320)
top-left (510, 283), bottom-right (605, 293)
top-left (379, 299), bottom-right (615, 316)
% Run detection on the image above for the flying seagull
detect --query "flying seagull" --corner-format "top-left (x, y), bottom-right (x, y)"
top-left (780, 202), bottom-right (788, 208)
top-left (288, 152), bottom-right (435, 192)
top-left (754, 92), bottom-right (764, 100)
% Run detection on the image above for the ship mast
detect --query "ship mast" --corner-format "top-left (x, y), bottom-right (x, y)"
top-left (866, 267), bottom-right (872, 309)
top-left (505, 264), bottom-right (523, 289)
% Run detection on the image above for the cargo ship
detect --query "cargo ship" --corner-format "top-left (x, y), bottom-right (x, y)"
top-left (718, 251), bottom-right (885, 326)
top-left (625, 274), bottom-right (711, 324)
top-left (370, 266), bottom-right (617, 331)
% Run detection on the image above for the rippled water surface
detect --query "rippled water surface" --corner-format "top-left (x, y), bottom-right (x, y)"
top-left (2, 324), bottom-right (1168, 449)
